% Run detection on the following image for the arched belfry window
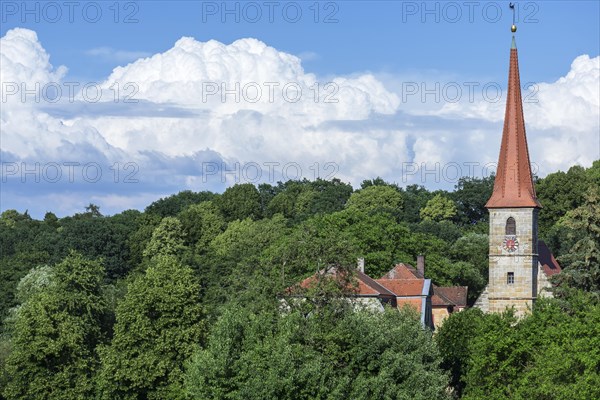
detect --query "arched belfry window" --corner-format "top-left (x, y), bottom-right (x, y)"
top-left (505, 217), bottom-right (516, 235)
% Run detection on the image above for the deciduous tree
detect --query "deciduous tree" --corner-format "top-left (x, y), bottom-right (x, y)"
top-left (185, 306), bottom-right (450, 400)
top-left (217, 183), bottom-right (262, 221)
top-left (97, 255), bottom-right (205, 399)
top-left (3, 252), bottom-right (108, 400)
top-left (345, 185), bottom-right (403, 216)
top-left (420, 194), bottom-right (458, 222)
top-left (553, 186), bottom-right (600, 299)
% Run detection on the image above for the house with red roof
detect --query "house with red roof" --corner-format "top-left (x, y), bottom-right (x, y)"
top-left (286, 256), bottom-right (467, 330)
top-left (374, 260), bottom-right (432, 328)
top-left (431, 285), bottom-right (468, 328)
top-left (377, 258), bottom-right (467, 329)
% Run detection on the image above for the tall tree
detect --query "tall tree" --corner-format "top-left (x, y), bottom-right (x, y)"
top-left (536, 165), bottom-right (591, 232)
top-left (553, 185), bottom-right (600, 299)
top-left (97, 254), bottom-right (205, 399)
top-left (2, 252), bottom-right (108, 400)
top-left (217, 183), bottom-right (262, 221)
top-left (435, 307), bottom-right (488, 397)
top-left (327, 208), bottom-right (412, 278)
top-left (437, 295), bottom-right (600, 400)
top-left (461, 297), bottom-right (600, 400)
top-left (306, 178), bottom-right (354, 216)
top-left (199, 215), bottom-right (291, 316)
top-left (399, 185), bottom-right (434, 223)
top-left (450, 176), bottom-right (494, 225)
top-left (266, 213), bottom-right (358, 285)
top-left (266, 181), bottom-right (307, 219)
top-left (142, 216), bottom-right (187, 260)
top-left (127, 212), bottom-right (163, 269)
top-left (84, 203), bottom-right (103, 218)
top-left (0, 250), bottom-right (49, 332)
top-left (55, 210), bottom-right (141, 280)
top-left (178, 201), bottom-right (226, 251)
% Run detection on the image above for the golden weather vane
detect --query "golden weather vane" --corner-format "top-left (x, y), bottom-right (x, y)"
top-left (509, 3), bottom-right (517, 32)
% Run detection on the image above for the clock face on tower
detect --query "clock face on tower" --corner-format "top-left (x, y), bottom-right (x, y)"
top-left (502, 235), bottom-right (519, 253)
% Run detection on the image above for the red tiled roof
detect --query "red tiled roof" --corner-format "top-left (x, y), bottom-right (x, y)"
top-left (379, 263), bottom-right (423, 279)
top-left (431, 290), bottom-right (455, 307)
top-left (397, 298), bottom-right (423, 313)
top-left (357, 271), bottom-right (396, 297)
top-left (433, 286), bottom-right (468, 307)
top-left (297, 275), bottom-right (318, 290)
top-left (293, 268), bottom-right (395, 297)
top-left (538, 240), bottom-right (562, 277)
top-left (486, 37), bottom-right (542, 209)
top-left (294, 270), bottom-right (353, 294)
top-left (376, 279), bottom-right (424, 297)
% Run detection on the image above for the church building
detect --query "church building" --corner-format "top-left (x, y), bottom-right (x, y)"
top-left (287, 22), bottom-right (562, 323)
top-left (474, 26), bottom-right (561, 315)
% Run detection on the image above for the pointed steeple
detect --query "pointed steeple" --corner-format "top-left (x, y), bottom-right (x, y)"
top-left (486, 35), bottom-right (541, 209)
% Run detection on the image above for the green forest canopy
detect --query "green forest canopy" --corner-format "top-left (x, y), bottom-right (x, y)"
top-left (0, 161), bottom-right (598, 399)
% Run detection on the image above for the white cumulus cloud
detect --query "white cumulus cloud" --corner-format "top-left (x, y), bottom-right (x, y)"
top-left (0, 28), bottom-right (67, 86)
top-left (1, 27), bottom-right (598, 218)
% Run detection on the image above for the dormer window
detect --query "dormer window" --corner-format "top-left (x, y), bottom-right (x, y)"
top-left (505, 217), bottom-right (516, 235)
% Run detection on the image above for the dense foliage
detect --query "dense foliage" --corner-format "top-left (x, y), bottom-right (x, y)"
top-left (2, 252), bottom-right (109, 399)
top-left (0, 162), bottom-right (598, 398)
top-left (436, 293), bottom-right (600, 399)
top-left (186, 306), bottom-right (450, 400)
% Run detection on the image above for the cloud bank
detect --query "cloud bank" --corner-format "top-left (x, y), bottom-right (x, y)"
top-left (1, 28), bottom-right (598, 217)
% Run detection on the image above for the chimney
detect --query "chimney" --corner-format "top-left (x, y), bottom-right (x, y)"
top-left (417, 255), bottom-right (425, 277)
top-left (357, 258), bottom-right (365, 273)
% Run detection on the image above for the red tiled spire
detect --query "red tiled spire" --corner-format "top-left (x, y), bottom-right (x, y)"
top-left (486, 36), bottom-right (541, 209)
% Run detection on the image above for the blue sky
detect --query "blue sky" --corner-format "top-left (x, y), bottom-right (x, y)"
top-left (3, 1), bottom-right (598, 81)
top-left (1, 1), bottom-right (599, 218)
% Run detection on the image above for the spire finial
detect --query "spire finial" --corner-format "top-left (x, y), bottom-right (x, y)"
top-left (510, 3), bottom-right (517, 32)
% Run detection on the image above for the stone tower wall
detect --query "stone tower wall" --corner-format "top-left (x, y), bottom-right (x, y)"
top-left (488, 208), bottom-right (539, 315)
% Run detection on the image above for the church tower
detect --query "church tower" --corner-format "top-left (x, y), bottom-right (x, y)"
top-left (483, 27), bottom-right (543, 315)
